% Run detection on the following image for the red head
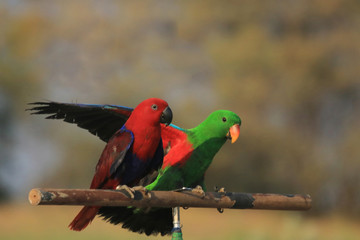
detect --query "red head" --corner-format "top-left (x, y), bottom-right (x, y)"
top-left (125, 98), bottom-right (173, 129)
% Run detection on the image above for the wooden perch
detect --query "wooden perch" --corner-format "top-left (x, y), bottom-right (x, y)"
top-left (29, 188), bottom-right (311, 211)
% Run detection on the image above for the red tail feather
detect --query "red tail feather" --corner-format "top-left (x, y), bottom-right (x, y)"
top-left (68, 206), bottom-right (99, 231)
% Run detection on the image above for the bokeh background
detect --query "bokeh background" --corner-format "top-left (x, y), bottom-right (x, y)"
top-left (1, 1), bottom-right (360, 239)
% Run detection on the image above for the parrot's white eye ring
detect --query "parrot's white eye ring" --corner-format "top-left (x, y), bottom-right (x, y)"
top-left (151, 104), bottom-right (158, 110)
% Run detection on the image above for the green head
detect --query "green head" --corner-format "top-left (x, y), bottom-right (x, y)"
top-left (191, 110), bottom-right (241, 145)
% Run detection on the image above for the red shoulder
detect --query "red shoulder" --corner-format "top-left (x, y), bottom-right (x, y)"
top-left (160, 124), bottom-right (193, 168)
top-left (160, 124), bottom-right (188, 150)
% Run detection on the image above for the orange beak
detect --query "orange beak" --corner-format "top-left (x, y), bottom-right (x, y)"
top-left (226, 124), bottom-right (240, 143)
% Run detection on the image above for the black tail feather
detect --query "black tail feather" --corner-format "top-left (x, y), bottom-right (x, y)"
top-left (98, 206), bottom-right (173, 236)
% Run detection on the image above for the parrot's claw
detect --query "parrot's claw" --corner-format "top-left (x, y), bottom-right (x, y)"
top-left (116, 185), bottom-right (136, 199)
top-left (214, 186), bottom-right (226, 194)
top-left (214, 186), bottom-right (226, 213)
top-left (191, 185), bottom-right (206, 198)
top-left (132, 186), bottom-right (151, 198)
top-left (116, 185), bottom-right (151, 199)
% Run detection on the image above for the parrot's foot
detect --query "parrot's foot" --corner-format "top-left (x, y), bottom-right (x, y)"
top-left (191, 185), bottom-right (206, 198)
top-left (132, 186), bottom-right (151, 198)
top-left (116, 185), bottom-right (151, 199)
top-left (116, 185), bottom-right (136, 199)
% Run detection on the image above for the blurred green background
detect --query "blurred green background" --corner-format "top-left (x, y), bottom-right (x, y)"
top-left (1, 1), bottom-right (360, 239)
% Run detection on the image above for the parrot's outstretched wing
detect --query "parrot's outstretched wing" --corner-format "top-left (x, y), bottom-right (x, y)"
top-left (28, 101), bottom-right (186, 145)
top-left (27, 101), bottom-right (133, 142)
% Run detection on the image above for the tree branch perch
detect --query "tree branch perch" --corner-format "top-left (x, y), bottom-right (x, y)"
top-left (28, 188), bottom-right (311, 211)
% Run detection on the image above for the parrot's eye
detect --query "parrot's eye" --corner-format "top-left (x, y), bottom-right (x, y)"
top-left (151, 104), bottom-right (158, 110)
top-left (222, 117), bottom-right (227, 122)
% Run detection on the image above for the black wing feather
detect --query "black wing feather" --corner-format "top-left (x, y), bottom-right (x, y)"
top-left (27, 101), bottom-right (133, 142)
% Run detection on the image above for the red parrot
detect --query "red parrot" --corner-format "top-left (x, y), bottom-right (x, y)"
top-left (64, 98), bottom-right (172, 231)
